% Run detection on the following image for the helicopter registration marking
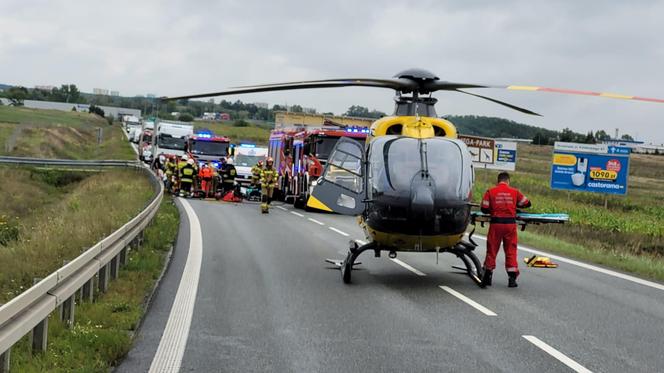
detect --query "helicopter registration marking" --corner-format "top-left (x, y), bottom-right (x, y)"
top-left (439, 286), bottom-right (497, 316)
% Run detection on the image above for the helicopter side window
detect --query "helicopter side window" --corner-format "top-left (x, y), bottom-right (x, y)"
top-left (324, 147), bottom-right (363, 194)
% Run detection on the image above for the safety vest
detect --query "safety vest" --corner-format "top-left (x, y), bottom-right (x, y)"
top-left (199, 167), bottom-right (213, 179)
top-left (165, 161), bottom-right (177, 176)
top-left (261, 167), bottom-right (277, 187)
top-left (221, 165), bottom-right (237, 184)
top-left (180, 165), bottom-right (195, 183)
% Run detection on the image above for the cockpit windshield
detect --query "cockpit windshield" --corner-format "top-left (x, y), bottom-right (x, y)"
top-left (369, 136), bottom-right (471, 200)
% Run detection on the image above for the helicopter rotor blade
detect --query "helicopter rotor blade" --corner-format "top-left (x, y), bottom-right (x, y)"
top-left (500, 85), bottom-right (664, 104)
top-left (455, 90), bottom-right (542, 116)
top-left (161, 78), bottom-right (418, 101)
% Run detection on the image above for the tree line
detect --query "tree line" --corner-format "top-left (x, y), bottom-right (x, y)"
top-left (0, 84), bottom-right (634, 143)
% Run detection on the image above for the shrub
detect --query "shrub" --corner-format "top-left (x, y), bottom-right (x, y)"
top-left (0, 215), bottom-right (19, 245)
top-left (233, 119), bottom-right (249, 127)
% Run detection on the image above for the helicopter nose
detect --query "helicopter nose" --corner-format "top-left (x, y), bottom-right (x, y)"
top-left (410, 182), bottom-right (435, 220)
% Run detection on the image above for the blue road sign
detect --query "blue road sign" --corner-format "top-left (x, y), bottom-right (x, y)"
top-left (550, 142), bottom-right (630, 195)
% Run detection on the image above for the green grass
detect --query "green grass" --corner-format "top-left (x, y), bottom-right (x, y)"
top-left (0, 105), bottom-right (135, 159)
top-left (9, 199), bottom-right (179, 372)
top-left (194, 120), bottom-right (272, 145)
top-left (0, 168), bottom-right (153, 304)
top-left (471, 143), bottom-right (664, 281)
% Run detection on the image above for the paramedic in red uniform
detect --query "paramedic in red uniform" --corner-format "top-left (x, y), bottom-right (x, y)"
top-left (480, 172), bottom-right (531, 288)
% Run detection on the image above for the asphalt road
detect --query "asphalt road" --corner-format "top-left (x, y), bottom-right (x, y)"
top-left (117, 198), bottom-right (664, 373)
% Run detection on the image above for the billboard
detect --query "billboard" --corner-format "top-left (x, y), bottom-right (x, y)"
top-left (458, 135), bottom-right (517, 171)
top-left (550, 142), bottom-right (630, 195)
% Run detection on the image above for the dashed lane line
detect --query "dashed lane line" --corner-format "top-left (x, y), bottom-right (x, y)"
top-left (439, 286), bottom-right (497, 316)
top-left (523, 335), bottom-right (593, 373)
top-left (149, 199), bottom-right (203, 373)
top-left (290, 211), bottom-right (305, 217)
top-left (308, 218), bottom-right (325, 225)
top-left (329, 227), bottom-right (350, 237)
top-left (390, 258), bottom-right (427, 276)
top-left (472, 235), bottom-right (664, 292)
top-left (276, 206), bottom-right (288, 211)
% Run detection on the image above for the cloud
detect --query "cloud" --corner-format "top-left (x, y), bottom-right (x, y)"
top-left (1, 0), bottom-right (663, 142)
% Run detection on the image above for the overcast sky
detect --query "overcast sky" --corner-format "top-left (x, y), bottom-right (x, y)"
top-left (1, 0), bottom-right (663, 143)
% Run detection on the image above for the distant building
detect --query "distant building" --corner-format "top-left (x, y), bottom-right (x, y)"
top-left (93, 88), bottom-right (109, 95)
top-left (219, 113), bottom-right (231, 121)
top-left (146, 93), bottom-right (156, 98)
top-left (253, 102), bottom-right (269, 109)
top-left (110, 91), bottom-right (119, 96)
top-left (274, 111), bottom-right (373, 129)
top-left (495, 137), bottom-right (533, 144)
top-left (602, 139), bottom-right (664, 154)
top-left (34, 85), bottom-right (56, 91)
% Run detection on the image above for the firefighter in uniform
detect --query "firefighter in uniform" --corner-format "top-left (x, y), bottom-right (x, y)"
top-left (480, 172), bottom-right (531, 288)
top-left (220, 157), bottom-right (237, 196)
top-left (251, 160), bottom-right (264, 187)
top-left (164, 155), bottom-right (178, 193)
top-left (179, 159), bottom-right (196, 197)
top-left (260, 157), bottom-right (278, 213)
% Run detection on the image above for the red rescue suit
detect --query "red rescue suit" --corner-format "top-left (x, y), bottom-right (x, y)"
top-left (199, 166), bottom-right (213, 197)
top-left (481, 182), bottom-right (531, 276)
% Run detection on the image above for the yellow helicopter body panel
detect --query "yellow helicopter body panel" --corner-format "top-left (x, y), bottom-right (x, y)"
top-left (359, 217), bottom-right (464, 251)
top-left (369, 116), bottom-right (457, 140)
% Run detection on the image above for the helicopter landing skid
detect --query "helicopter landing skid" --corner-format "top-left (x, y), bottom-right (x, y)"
top-left (448, 241), bottom-right (483, 287)
top-left (328, 240), bottom-right (377, 284)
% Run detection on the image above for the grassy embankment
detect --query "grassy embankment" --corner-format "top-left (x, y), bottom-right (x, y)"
top-left (8, 199), bottom-right (178, 372)
top-left (193, 119), bottom-right (272, 145)
top-left (472, 144), bottom-right (664, 281)
top-left (0, 105), bottom-right (179, 370)
top-left (0, 105), bottom-right (134, 159)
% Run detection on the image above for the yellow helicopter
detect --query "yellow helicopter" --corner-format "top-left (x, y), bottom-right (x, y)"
top-left (163, 68), bottom-right (664, 285)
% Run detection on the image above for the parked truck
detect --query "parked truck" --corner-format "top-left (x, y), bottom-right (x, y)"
top-left (151, 120), bottom-right (194, 158)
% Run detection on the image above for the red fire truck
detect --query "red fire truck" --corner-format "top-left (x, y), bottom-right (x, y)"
top-left (185, 131), bottom-right (231, 166)
top-left (268, 126), bottom-right (368, 207)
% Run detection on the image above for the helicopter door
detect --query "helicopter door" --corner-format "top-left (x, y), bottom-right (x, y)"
top-left (308, 137), bottom-right (365, 215)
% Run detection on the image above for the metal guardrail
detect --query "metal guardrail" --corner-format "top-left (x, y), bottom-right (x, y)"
top-left (0, 156), bottom-right (163, 372)
top-left (0, 156), bottom-right (140, 168)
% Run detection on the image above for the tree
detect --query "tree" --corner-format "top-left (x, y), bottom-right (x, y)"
top-left (344, 105), bottom-right (385, 118)
top-left (178, 113), bottom-right (194, 122)
top-left (595, 130), bottom-right (611, 141)
top-left (532, 132), bottom-right (550, 145)
top-left (621, 133), bottom-right (635, 141)
top-left (584, 131), bottom-right (596, 144)
top-left (290, 105), bottom-right (303, 113)
top-left (51, 84), bottom-right (82, 103)
top-left (233, 119), bottom-right (249, 127)
top-left (272, 104), bottom-right (287, 112)
top-left (345, 105), bottom-right (370, 117)
top-left (7, 86), bottom-right (29, 106)
top-left (559, 127), bottom-right (576, 142)
top-left (88, 104), bottom-right (105, 117)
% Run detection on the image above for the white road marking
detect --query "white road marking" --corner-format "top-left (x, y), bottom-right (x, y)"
top-left (472, 235), bottom-right (664, 292)
top-left (329, 227), bottom-right (350, 237)
top-left (149, 199), bottom-right (203, 373)
top-left (290, 211), bottom-right (305, 217)
top-left (523, 335), bottom-right (593, 373)
top-left (308, 218), bottom-right (325, 225)
top-left (439, 286), bottom-right (497, 316)
top-left (390, 258), bottom-right (427, 276)
top-left (276, 206), bottom-right (288, 211)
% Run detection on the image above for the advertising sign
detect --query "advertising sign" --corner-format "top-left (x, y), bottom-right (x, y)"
top-left (458, 135), bottom-right (517, 171)
top-left (550, 142), bottom-right (630, 195)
